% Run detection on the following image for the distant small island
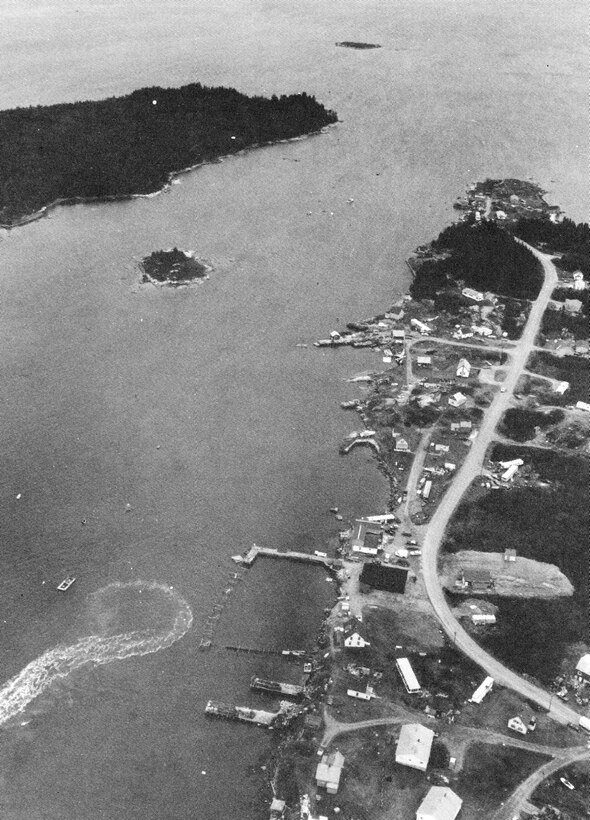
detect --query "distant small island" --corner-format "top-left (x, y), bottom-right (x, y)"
top-left (0, 82), bottom-right (337, 227)
top-left (141, 248), bottom-right (210, 285)
top-left (336, 41), bottom-right (381, 49)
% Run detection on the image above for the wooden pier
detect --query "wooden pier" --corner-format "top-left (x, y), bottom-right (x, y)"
top-left (224, 645), bottom-right (306, 659)
top-left (205, 700), bottom-right (277, 726)
top-left (232, 544), bottom-right (337, 571)
top-left (250, 676), bottom-right (305, 699)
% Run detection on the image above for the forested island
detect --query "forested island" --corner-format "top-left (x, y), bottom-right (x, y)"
top-left (141, 248), bottom-right (209, 285)
top-left (0, 83), bottom-right (337, 226)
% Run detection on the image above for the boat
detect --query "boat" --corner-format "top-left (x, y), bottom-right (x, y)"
top-left (57, 576), bottom-right (76, 591)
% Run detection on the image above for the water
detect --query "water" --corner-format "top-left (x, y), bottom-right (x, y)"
top-left (0, 1), bottom-right (587, 818)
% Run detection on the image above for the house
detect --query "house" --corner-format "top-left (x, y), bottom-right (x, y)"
top-left (344, 619), bottom-right (371, 649)
top-left (444, 462), bottom-right (456, 471)
top-left (395, 723), bottom-right (434, 771)
top-left (575, 401), bottom-right (590, 412)
top-left (417, 355), bottom-right (432, 367)
top-left (456, 358), bottom-right (471, 378)
top-left (554, 381), bottom-right (569, 395)
top-left (360, 562), bottom-right (408, 594)
top-left (457, 568), bottom-right (494, 591)
top-left (450, 422), bottom-right (461, 432)
top-left (270, 798), bottom-right (286, 819)
top-left (504, 548), bottom-right (517, 562)
top-left (315, 751), bottom-right (344, 794)
top-left (391, 329), bottom-right (406, 343)
top-left (564, 298), bottom-right (583, 314)
top-left (304, 714), bottom-right (323, 734)
top-left (351, 519), bottom-right (382, 552)
top-left (471, 613), bottom-right (496, 624)
top-left (411, 318), bottom-right (432, 334)
top-left (448, 392), bottom-right (467, 408)
top-left (575, 654), bottom-right (590, 681)
top-left (422, 480), bottom-right (432, 500)
top-left (501, 463), bottom-right (519, 482)
top-left (460, 420), bottom-right (472, 430)
top-left (495, 210), bottom-right (507, 220)
top-left (572, 271), bottom-right (586, 290)
top-left (508, 716), bottom-right (527, 735)
top-left (434, 443), bottom-right (450, 454)
top-left (395, 437), bottom-right (410, 452)
top-left (499, 458), bottom-right (524, 469)
top-left (462, 287), bottom-right (484, 302)
top-left (300, 794), bottom-right (328, 820)
top-left (472, 324), bottom-right (493, 336)
top-left (416, 786), bottom-right (463, 820)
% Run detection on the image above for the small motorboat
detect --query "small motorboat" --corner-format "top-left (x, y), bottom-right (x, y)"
top-left (57, 576), bottom-right (76, 591)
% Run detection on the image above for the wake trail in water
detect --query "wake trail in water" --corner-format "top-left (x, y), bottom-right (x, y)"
top-left (0, 581), bottom-right (193, 726)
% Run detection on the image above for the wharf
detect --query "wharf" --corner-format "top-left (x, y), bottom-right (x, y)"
top-left (224, 645), bottom-right (306, 659)
top-left (205, 700), bottom-right (276, 726)
top-left (250, 676), bottom-right (305, 699)
top-left (232, 544), bottom-right (337, 571)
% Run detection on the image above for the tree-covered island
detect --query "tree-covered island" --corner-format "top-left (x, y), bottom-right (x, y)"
top-left (141, 248), bottom-right (209, 286)
top-left (0, 83), bottom-right (338, 226)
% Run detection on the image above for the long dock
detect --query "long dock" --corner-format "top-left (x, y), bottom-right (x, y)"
top-left (224, 645), bottom-right (306, 658)
top-left (232, 544), bottom-right (337, 571)
top-left (250, 676), bottom-right (305, 699)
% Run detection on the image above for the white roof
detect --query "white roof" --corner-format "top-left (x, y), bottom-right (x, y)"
top-left (316, 750), bottom-right (344, 786)
top-left (576, 654), bottom-right (590, 676)
top-left (396, 723), bottom-right (434, 770)
top-left (417, 786), bottom-right (462, 820)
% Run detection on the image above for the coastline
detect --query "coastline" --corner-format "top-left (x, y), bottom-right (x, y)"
top-left (0, 123), bottom-right (338, 232)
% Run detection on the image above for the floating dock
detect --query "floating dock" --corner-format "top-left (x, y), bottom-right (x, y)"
top-left (205, 700), bottom-right (276, 726)
top-left (232, 544), bottom-right (337, 571)
top-left (250, 676), bottom-right (305, 699)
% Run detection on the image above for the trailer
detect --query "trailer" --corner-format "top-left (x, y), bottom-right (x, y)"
top-left (395, 657), bottom-right (421, 694)
top-left (469, 676), bottom-right (494, 704)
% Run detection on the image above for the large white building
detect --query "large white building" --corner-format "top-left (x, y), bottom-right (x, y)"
top-left (395, 723), bottom-right (434, 771)
top-left (416, 786), bottom-right (463, 820)
top-left (576, 654), bottom-right (590, 681)
top-left (315, 751), bottom-right (344, 794)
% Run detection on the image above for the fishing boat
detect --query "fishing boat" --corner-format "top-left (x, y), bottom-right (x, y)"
top-left (57, 576), bottom-right (76, 591)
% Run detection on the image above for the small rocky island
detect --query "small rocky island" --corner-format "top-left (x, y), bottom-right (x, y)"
top-left (336, 41), bottom-right (381, 49)
top-left (141, 248), bottom-right (210, 285)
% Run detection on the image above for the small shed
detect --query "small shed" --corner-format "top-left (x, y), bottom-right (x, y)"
top-left (504, 549), bottom-right (517, 562)
top-left (391, 329), bottom-right (406, 343)
top-left (564, 298), bottom-right (583, 314)
top-left (395, 437), bottom-right (410, 452)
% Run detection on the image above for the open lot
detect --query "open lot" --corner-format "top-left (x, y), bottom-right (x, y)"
top-left (531, 760), bottom-right (590, 818)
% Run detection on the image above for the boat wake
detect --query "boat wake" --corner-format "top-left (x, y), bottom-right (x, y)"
top-left (0, 581), bottom-right (192, 726)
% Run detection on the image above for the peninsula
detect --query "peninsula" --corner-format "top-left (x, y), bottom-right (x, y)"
top-left (0, 83), bottom-right (337, 227)
top-left (256, 180), bottom-right (589, 820)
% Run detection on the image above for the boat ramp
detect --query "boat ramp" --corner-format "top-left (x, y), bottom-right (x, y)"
top-left (232, 544), bottom-right (337, 571)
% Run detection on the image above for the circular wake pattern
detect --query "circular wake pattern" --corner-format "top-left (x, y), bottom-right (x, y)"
top-left (0, 581), bottom-right (193, 726)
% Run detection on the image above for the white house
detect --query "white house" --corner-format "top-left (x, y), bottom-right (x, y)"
top-left (344, 620), bottom-right (371, 649)
top-left (572, 271), bottom-right (586, 290)
top-left (391, 329), bottom-right (406, 343)
top-left (395, 437), bottom-right (410, 451)
top-left (462, 287), bottom-right (484, 302)
top-left (315, 751), bottom-right (344, 794)
top-left (456, 358), bottom-right (471, 378)
top-left (575, 654), bottom-right (590, 681)
top-left (508, 716), bottom-right (527, 735)
top-left (575, 401), bottom-right (590, 412)
top-left (553, 381), bottom-right (569, 395)
top-left (564, 298), bottom-right (583, 314)
top-left (411, 318), bottom-right (432, 335)
top-left (417, 355), bottom-right (432, 367)
top-left (395, 723), bottom-right (434, 771)
top-left (448, 392), bottom-right (467, 408)
top-left (416, 787), bottom-right (463, 820)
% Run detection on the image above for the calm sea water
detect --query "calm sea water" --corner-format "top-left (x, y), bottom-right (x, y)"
top-left (0, 1), bottom-right (586, 818)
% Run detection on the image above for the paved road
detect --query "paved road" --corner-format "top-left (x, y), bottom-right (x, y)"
top-left (420, 244), bottom-right (583, 725)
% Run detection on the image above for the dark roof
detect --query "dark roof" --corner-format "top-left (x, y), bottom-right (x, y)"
top-left (462, 568), bottom-right (492, 583)
top-left (360, 562), bottom-right (408, 594)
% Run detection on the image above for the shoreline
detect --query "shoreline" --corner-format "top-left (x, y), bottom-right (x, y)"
top-left (0, 123), bottom-right (339, 232)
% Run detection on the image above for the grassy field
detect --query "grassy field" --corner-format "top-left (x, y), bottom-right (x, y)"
top-left (531, 760), bottom-right (590, 818)
top-left (443, 448), bottom-right (588, 683)
top-left (457, 744), bottom-right (551, 814)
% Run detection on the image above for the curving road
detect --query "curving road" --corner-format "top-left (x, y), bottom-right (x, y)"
top-left (420, 243), bottom-right (583, 725)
